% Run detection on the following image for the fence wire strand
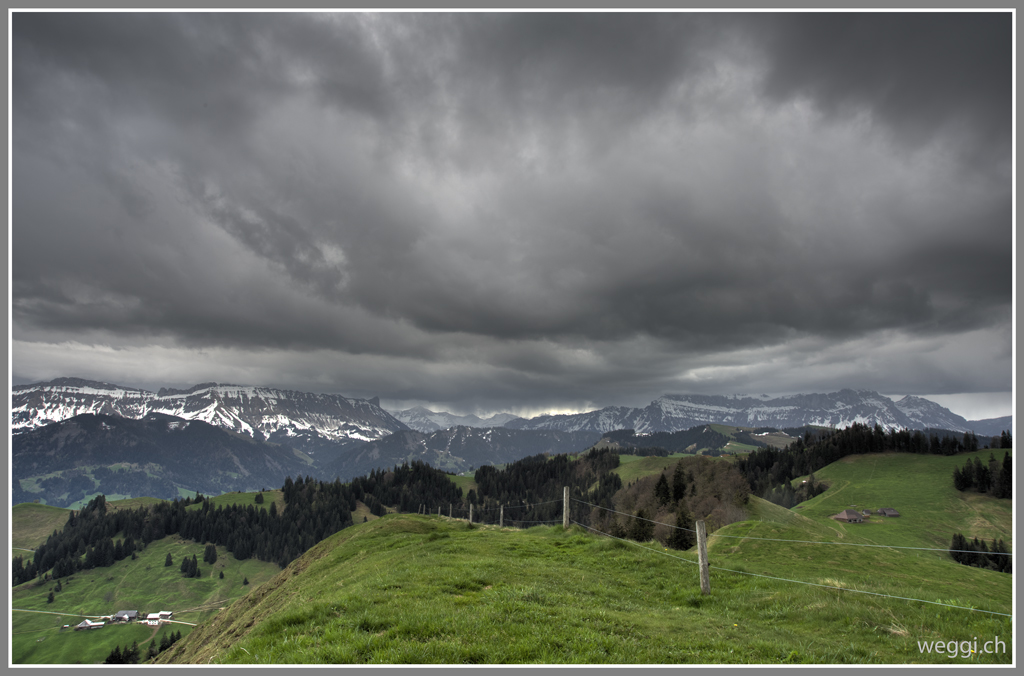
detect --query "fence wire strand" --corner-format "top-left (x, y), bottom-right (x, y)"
top-left (410, 497), bottom-right (1011, 616)
top-left (571, 520), bottom-right (1012, 618)
top-left (571, 497), bottom-right (697, 532)
top-left (572, 497), bottom-right (1011, 555)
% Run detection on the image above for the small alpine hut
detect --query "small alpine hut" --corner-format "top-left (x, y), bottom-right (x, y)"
top-left (831, 509), bottom-right (864, 523)
top-left (74, 619), bottom-right (105, 630)
top-left (877, 508), bottom-right (900, 517)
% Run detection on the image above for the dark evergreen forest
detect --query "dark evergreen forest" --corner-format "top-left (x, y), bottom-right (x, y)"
top-left (949, 532), bottom-right (1012, 573)
top-left (11, 460), bottom-right (464, 587)
top-left (952, 452), bottom-right (1012, 498)
top-left (470, 448), bottom-right (623, 526)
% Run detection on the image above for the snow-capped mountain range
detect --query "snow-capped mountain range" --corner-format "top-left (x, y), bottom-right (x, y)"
top-left (504, 390), bottom-right (1011, 437)
top-left (12, 377), bottom-right (408, 451)
top-left (12, 379), bottom-right (1011, 450)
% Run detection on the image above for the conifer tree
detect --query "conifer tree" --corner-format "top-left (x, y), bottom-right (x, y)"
top-left (952, 465), bottom-right (968, 491)
top-left (974, 457), bottom-right (991, 493)
top-left (667, 509), bottom-right (695, 550)
top-left (104, 645), bottom-right (123, 664)
top-left (998, 452), bottom-right (1012, 499)
top-left (654, 474), bottom-right (671, 505)
top-left (630, 508), bottom-right (654, 543)
top-left (961, 458), bottom-right (975, 489)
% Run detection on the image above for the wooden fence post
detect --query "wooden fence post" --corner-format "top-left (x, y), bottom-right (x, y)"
top-left (500, 505), bottom-right (504, 528)
top-left (437, 506), bottom-right (441, 517)
top-left (563, 486), bottom-right (569, 530)
top-left (449, 504), bottom-right (452, 519)
top-left (696, 519), bottom-right (710, 596)
top-left (469, 503), bottom-right (473, 524)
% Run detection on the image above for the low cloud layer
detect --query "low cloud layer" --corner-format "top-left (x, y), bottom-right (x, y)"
top-left (12, 12), bottom-right (1013, 417)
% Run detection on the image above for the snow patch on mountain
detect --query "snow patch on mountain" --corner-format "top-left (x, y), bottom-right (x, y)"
top-left (507, 389), bottom-right (997, 434)
top-left (12, 379), bottom-right (407, 450)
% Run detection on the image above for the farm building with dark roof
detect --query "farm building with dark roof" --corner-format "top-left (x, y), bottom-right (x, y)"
top-left (831, 509), bottom-right (864, 523)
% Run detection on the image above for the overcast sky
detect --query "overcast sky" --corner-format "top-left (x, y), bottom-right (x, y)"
top-left (10, 11), bottom-right (1014, 419)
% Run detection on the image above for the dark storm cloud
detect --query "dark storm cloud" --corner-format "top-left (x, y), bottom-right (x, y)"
top-left (752, 13), bottom-right (1012, 157)
top-left (11, 12), bottom-right (1012, 413)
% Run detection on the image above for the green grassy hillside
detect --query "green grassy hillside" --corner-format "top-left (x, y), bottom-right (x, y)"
top-left (154, 510), bottom-right (1010, 665)
top-left (705, 451), bottom-right (1012, 626)
top-left (13, 450), bottom-right (1014, 664)
top-left (11, 534), bottom-right (281, 664)
top-left (613, 454), bottom-right (688, 483)
top-left (792, 450), bottom-right (1012, 549)
top-left (449, 474), bottom-right (477, 496)
top-left (12, 503), bottom-right (69, 551)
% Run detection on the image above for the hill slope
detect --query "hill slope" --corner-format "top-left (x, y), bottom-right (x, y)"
top-left (704, 451), bottom-right (1012, 621)
top-left (321, 426), bottom-right (600, 481)
top-left (12, 413), bottom-right (312, 506)
top-left (156, 510), bottom-right (1010, 665)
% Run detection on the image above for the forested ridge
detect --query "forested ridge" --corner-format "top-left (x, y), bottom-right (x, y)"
top-left (12, 460), bottom-right (462, 586)
top-left (737, 423), bottom-right (1009, 508)
top-left (470, 449), bottom-right (623, 525)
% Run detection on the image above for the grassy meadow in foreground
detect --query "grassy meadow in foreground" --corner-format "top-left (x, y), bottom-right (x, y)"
top-left (156, 511), bottom-right (1011, 665)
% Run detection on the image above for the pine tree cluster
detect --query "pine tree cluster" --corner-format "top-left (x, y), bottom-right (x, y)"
top-left (180, 554), bottom-right (201, 578)
top-left (12, 495), bottom-right (142, 586)
top-left (952, 452), bottom-right (1012, 498)
top-left (950, 532), bottom-right (1012, 573)
top-left (470, 448), bottom-right (623, 526)
top-left (13, 461), bottom-right (466, 586)
top-left (104, 641), bottom-right (140, 664)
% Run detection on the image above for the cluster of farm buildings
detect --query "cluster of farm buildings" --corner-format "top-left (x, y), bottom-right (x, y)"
top-left (70, 610), bottom-right (173, 631)
top-left (831, 507), bottom-right (900, 523)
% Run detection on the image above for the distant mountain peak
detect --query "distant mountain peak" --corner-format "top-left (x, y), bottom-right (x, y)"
top-left (509, 389), bottom-right (1003, 435)
top-left (13, 378), bottom-right (408, 453)
top-left (390, 406), bottom-right (520, 433)
top-left (15, 376), bottom-right (151, 393)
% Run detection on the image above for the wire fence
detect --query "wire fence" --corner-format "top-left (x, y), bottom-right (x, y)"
top-left (409, 492), bottom-right (1013, 619)
top-left (570, 520), bottom-right (1012, 618)
top-left (571, 497), bottom-right (1012, 556)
